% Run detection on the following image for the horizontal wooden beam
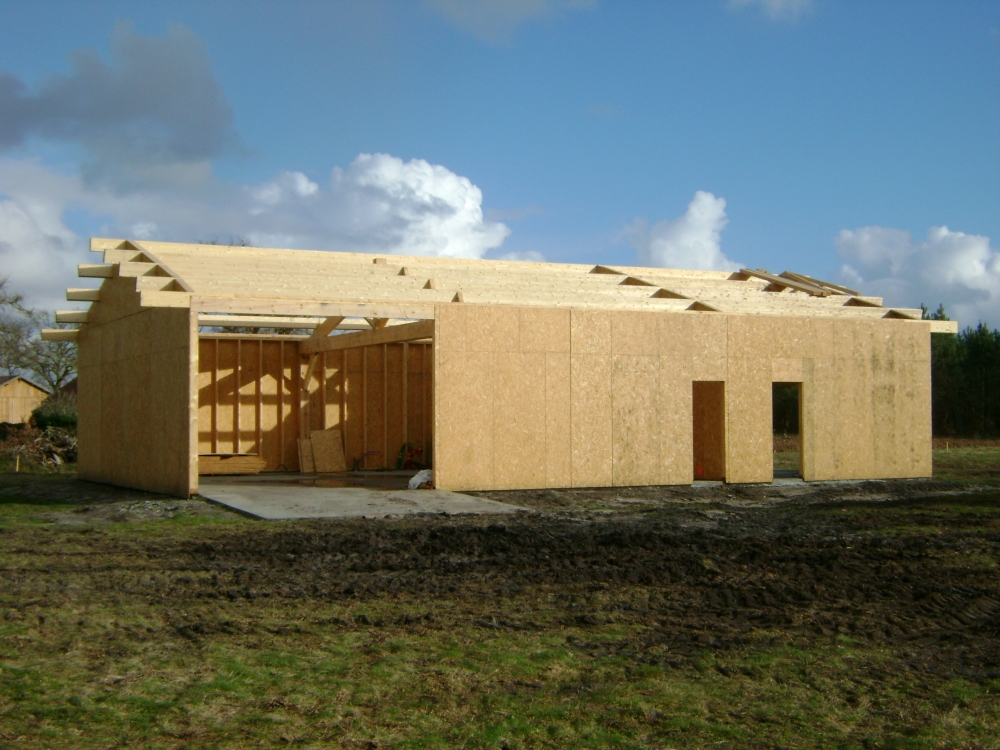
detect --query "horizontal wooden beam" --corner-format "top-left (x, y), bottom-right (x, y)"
top-left (41, 329), bottom-right (79, 342)
top-left (67, 288), bottom-right (100, 302)
top-left (300, 319), bottom-right (434, 355)
top-left (199, 332), bottom-right (309, 341)
top-left (779, 271), bottom-right (857, 296)
top-left (740, 268), bottom-right (830, 297)
top-left (927, 320), bottom-right (959, 334)
top-left (196, 314), bottom-right (412, 330)
top-left (56, 310), bottom-right (88, 323)
top-left (190, 297), bottom-right (436, 320)
top-left (78, 264), bottom-right (114, 278)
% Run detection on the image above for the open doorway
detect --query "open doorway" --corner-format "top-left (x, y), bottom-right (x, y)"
top-left (693, 381), bottom-right (726, 481)
top-left (772, 382), bottom-right (801, 478)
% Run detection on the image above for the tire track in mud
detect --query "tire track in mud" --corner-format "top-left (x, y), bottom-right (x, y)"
top-left (5, 488), bottom-right (999, 682)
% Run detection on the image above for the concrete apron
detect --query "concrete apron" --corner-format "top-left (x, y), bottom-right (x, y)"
top-left (198, 480), bottom-right (526, 520)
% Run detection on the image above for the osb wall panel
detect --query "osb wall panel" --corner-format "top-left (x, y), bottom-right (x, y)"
top-left (434, 304), bottom-right (932, 491)
top-left (198, 339), bottom-right (432, 472)
top-left (78, 280), bottom-right (195, 498)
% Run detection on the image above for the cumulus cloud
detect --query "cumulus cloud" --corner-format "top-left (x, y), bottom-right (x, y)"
top-left (728, 0), bottom-right (813, 21)
top-left (836, 225), bottom-right (1000, 328)
top-left (0, 21), bottom-right (237, 190)
top-left (627, 191), bottom-right (739, 271)
top-left (0, 25), bottom-right (511, 309)
top-left (425, 0), bottom-right (596, 43)
top-left (0, 153), bottom-right (511, 308)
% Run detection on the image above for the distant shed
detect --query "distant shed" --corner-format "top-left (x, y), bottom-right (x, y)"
top-left (0, 376), bottom-right (50, 424)
top-left (44, 238), bottom-right (958, 498)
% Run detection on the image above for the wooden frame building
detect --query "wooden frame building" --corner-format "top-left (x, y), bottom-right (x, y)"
top-left (43, 238), bottom-right (957, 498)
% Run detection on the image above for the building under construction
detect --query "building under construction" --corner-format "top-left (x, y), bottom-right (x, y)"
top-left (43, 239), bottom-right (956, 498)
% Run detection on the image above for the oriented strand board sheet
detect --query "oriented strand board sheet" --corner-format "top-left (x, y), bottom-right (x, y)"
top-left (76, 280), bottom-right (196, 497)
top-left (198, 454), bottom-right (267, 475)
top-left (492, 352), bottom-right (546, 489)
top-left (310, 429), bottom-right (347, 473)
top-left (298, 438), bottom-right (315, 473)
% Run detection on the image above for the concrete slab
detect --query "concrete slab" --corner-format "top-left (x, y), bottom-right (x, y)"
top-left (199, 482), bottom-right (526, 520)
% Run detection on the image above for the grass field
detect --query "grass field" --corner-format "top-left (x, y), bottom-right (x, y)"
top-left (0, 450), bottom-right (998, 748)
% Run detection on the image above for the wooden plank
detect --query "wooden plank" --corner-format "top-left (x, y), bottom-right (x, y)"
top-left (198, 454), bottom-right (266, 475)
top-left (66, 289), bottom-right (100, 302)
top-left (300, 319), bottom-right (435, 354)
top-left (309, 315), bottom-right (346, 340)
top-left (298, 438), bottom-right (315, 473)
top-left (212, 339), bottom-right (219, 453)
top-left (41, 329), bottom-right (79, 342)
top-left (739, 268), bottom-right (830, 296)
top-left (927, 320), bottom-right (958, 334)
top-left (191, 297), bottom-right (435, 320)
top-left (127, 241), bottom-right (196, 292)
top-left (310, 429), bottom-right (347, 472)
top-left (55, 310), bottom-right (89, 323)
top-left (78, 264), bottom-right (114, 277)
top-left (234, 339), bottom-right (242, 453)
top-left (197, 314), bottom-right (411, 330)
top-left (383, 343), bottom-right (388, 464)
top-left (779, 271), bottom-right (857, 296)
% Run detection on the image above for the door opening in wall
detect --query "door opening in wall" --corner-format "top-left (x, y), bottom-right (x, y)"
top-left (693, 381), bottom-right (726, 481)
top-left (772, 382), bottom-right (802, 479)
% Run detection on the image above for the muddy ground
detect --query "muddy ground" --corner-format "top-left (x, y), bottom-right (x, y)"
top-left (5, 476), bottom-right (998, 688)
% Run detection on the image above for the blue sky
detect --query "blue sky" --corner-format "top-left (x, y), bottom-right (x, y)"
top-left (0, 0), bottom-right (998, 326)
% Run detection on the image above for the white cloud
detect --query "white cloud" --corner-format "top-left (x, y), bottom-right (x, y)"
top-left (0, 153), bottom-right (511, 309)
top-left (0, 21), bottom-right (237, 191)
top-left (728, 0), bottom-right (813, 21)
top-left (425, 0), bottom-right (597, 43)
top-left (497, 250), bottom-right (546, 262)
top-left (627, 191), bottom-right (739, 272)
top-left (836, 225), bottom-right (1000, 328)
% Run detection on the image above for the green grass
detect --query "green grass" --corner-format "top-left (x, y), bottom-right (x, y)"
top-left (933, 446), bottom-right (1000, 485)
top-left (3, 598), bottom-right (1000, 749)
top-left (1, 462), bottom-right (1000, 747)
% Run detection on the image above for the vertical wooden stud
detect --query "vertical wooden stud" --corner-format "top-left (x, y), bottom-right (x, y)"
top-left (255, 340), bottom-right (263, 455)
top-left (383, 343), bottom-right (388, 467)
top-left (234, 339), bottom-right (241, 453)
top-left (278, 341), bottom-right (285, 469)
top-left (320, 351), bottom-right (327, 430)
top-left (212, 338), bottom-right (219, 453)
top-left (402, 342), bottom-right (409, 444)
top-left (362, 346), bottom-right (368, 465)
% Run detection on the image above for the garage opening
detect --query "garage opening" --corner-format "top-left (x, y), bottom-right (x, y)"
top-left (772, 382), bottom-right (801, 478)
top-left (693, 381), bottom-right (726, 481)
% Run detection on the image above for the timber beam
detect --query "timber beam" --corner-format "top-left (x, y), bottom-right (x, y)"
top-left (299, 319), bottom-right (434, 355)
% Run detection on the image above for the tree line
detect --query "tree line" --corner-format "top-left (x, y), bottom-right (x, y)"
top-left (925, 305), bottom-right (1000, 438)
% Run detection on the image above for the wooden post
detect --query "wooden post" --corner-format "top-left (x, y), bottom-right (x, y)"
top-left (278, 341), bottom-right (285, 469)
top-left (402, 342), bottom-right (409, 445)
top-left (362, 347), bottom-right (368, 467)
top-left (383, 343), bottom-right (388, 468)
top-left (212, 338), bottom-right (219, 453)
top-left (421, 343), bottom-right (427, 455)
top-left (255, 340), bottom-right (263, 456)
top-left (320, 352), bottom-right (327, 430)
top-left (234, 339), bottom-right (241, 453)
top-left (340, 349), bottom-right (346, 434)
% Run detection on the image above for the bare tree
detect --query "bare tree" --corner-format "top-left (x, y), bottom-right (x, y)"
top-left (0, 278), bottom-right (76, 391)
